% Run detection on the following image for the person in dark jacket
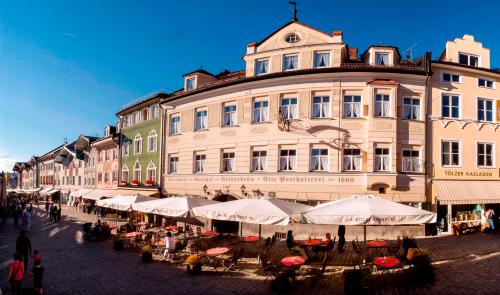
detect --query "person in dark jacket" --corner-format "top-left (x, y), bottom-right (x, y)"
top-left (32, 260), bottom-right (44, 294)
top-left (16, 230), bottom-right (32, 273)
top-left (337, 225), bottom-right (346, 253)
top-left (56, 205), bottom-right (62, 222)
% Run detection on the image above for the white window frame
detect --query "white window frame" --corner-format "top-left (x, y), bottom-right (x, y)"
top-left (251, 150), bottom-right (267, 172)
top-left (222, 104), bottom-right (237, 126)
top-left (134, 134), bottom-right (142, 154)
top-left (477, 142), bottom-right (495, 168)
top-left (477, 77), bottom-right (495, 89)
top-left (133, 160), bottom-right (141, 182)
top-left (403, 97), bottom-right (421, 120)
top-left (441, 72), bottom-right (461, 83)
top-left (402, 149), bottom-right (420, 173)
top-left (185, 76), bottom-right (197, 91)
top-left (169, 155), bottom-right (179, 174)
top-left (255, 58), bottom-right (270, 75)
top-left (458, 52), bottom-right (480, 67)
top-left (342, 148), bottom-right (362, 172)
top-left (150, 104), bottom-right (159, 119)
top-left (253, 99), bottom-right (269, 123)
top-left (441, 93), bottom-right (461, 119)
top-left (374, 148), bottom-right (391, 172)
top-left (283, 54), bottom-right (299, 71)
top-left (122, 142), bottom-right (130, 157)
top-left (195, 109), bottom-right (208, 131)
top-left (477, 97), bottom-right (495, 122)
top-left (148, 130), bottom-right (158, 153)
top-left (375, 52), bottom-right (389, 65)
top-left (221, 152), bottom-right (235, 173)
top-left (310, 148), bottom-right (329, 172)
top-left (374, 94), bottom-right (391, 117)
top-left (170, 115), bottom-right (181, 135)
top-left (312, 96), bottom-right (331, 118)
top-left (280, 97), bottom-right (298, 120)
top-left (146, 161), bottom-right (156, 182)
top-left (279, 149), bottom-right (297, 172)
top-left (441, 140), bottom-right (461, 167)
top-left (194, 153), bottom-right (206, 173)
top-left (121, 164), bottom-right (129, 182)
top-left (343, 95), bottom-right (362, 118)
top-left (313, 51), bottom-right (331, 68)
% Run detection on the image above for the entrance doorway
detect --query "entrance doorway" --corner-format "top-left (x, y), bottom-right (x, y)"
top-left (212, 194), bottom-right (239, 234)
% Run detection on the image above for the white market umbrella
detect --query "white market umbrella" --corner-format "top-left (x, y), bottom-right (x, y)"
top-left (132, 196), bottom-right (218, 218)
top-left (300, 194), bottom-right (436, 251)
top-left (96, 194), bottom-right (157, 211)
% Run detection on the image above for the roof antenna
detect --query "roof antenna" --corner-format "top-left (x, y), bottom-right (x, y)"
top-left (404, 41), bottom-right (421, 60)
top-left (63, 137), bottom-right (68, 145)
top-left (289, 0), bottom-right (298, 21)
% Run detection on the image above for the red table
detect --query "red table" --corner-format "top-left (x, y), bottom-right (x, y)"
top-left (165, 226), bottom-right (178, 231)
top-left (124, 231), bottom-right (142, 238)
top-left (303, 239), bottom-right (321, 246)
top-left (368, 240), bottom-right (386, 247)
top-left (136, 221), bottom-right (148, 226)
top-left (200, 231), bottom-right (219, 237)
top-left (280, 256), bottom-right (305, 268)
top-left (206, 247), bottom-right (230, 256)
top-left (243, 236), bottom-right (260, 243)
top-left (153, 240), bottom-right (166, 247)
top-left (373, 256), bottom-right (400, 268)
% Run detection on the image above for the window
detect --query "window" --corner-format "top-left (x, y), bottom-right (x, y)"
top-left (283, 54), bottom-right (298, 71)
top-left (253, 100), bottom-right (269, 123)
top-left (252, 150), bottom-right (267, 172)
top-left (123, 165), bottom-right (130, 181)
top-left (186, 77), bottom-right (196, 90)
top-left (402, 150), bottom-right (420, 172)
top-left (113, 149), bottom-right (118, 160)
top-left (222, 152), bottom-right (235, 172)
top-left (78, 176), bottom-right (82, 185)
top-left (343, 95), bottom-right (362, 118)
top-left (459, 53), bottom-right (479, 67)
top-left (255, 59), bottom-right (269, 75)
top-left (403, 98), bottom-right (420, 120)
top-left (441, 94), bottom-right (460, 118)
top-left (284, 33), bottom-right (300, 43)
top-left (194, 154), bottom-right (206, 173)
top-left (477, 98), bottom-right (493, 122)
top-left (375, 94), bottom-right (390, 117)
top-left (312, 96), bottom-right (330, 118)
top-left (375, 53), bottom-right (389, 65)
top-left (142, 108), bottom-right (149, 121)
top-left (343, 148), bottom-right (362, 171)
top-left (147, 162), bottom-right (156, 182)
top-left (150, 105), bottom-right (160, 119)
top-left (104, 173), bottom-right (109, 183)
top-left (441, 140), bottom-right (460, 167)
top-left (169, 155), bottom-right (179, 174)
top-left (442, 72), bottom-right (460, 83)
top-left (170, 116), bottom-right (180, 135)
top-left (279, 149), bottom-right (296, 171)
top-left (134, 134), bottom-right (142, 154)
top-left (223, 104), bottom-right (237, 126)
top-left (374, 148), bottom-right (390, 172)
top-left (478, 78), bottom-right (494, 89)
top-left (134, 111), bottom-right (141, 125)
top-left (195, 109), bottom-right (208, 130)
top-left (148, 130), bottom-right (158, 152)
top-left (97, 173), bottom-right (102, 182)
top-left (112, 171), bottom-right (118, 182)
top-left (311, 149), bottom-right (328, 171)
top-left (105, 150), bottom-right (109, 161)
top-left (477, 143), bottom-right (494, 167)
top-left (133, 161), bottom-right (141, 182)
top-left (314, 52), bottom-right (330, 68)
top-left (280, 98), bottom-right (298, 120)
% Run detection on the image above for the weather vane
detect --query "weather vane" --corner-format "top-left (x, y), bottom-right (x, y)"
top-left (289, 0), bottom-right (298, 21)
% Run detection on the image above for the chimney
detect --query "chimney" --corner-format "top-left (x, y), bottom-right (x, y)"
top-left (332, 31), bottom-right (343, 42)
top-left (246, 42), bottom-right (257, 54)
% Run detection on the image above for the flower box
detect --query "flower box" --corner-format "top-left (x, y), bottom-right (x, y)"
top-left (145, 179), bottom-right (155, 186)
top-left (131, 179), bottom-right (140, 186)
top-left (120, 181), bottom-right (128, 185)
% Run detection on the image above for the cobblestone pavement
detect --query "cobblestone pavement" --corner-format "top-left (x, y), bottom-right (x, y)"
top-left (1, 207), bottom-right (499, 295)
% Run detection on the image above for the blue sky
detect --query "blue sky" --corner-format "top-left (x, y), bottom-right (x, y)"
top-left (0, 0), bottom-right (499, 171)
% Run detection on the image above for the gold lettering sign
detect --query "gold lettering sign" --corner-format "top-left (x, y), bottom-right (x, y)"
top-left (444, 170), bottom-right (494, 177)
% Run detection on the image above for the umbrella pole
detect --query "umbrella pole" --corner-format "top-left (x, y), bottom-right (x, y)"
top-left (363, 225), bottom-right (367, 262)
top-left (258, 224), bottom-right (262, 263)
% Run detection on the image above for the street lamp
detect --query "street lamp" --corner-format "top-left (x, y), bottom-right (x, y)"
top-left (202, 184), bottom-right (208, 195)
top-left (240, 184), bottom-right (247, 196)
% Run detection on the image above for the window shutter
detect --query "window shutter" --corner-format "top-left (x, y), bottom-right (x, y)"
top-left (208, 103), bottom-right (220, 128)
top-left (497, 100), bottom-right (500, 122)
top-left (238, 98), bottom-right (245, 124)
top-left (269, 94), bottom-right (279, 121)
top-left (181, 109), bottom-right (193, 132)
top-left (299, 91), bottom-right (310, 118)
top-left (364, 105), bottom-right (369, 116)
top-left (362, 151), bottom-right (368, 172)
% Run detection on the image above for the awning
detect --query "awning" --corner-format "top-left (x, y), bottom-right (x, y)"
top-left (40, 187), bottom-right (52, 194)
top-left (114, 189), bottom-right (159, 197)
top-left (434, 180), bottom-right (500, 205)
top-left (82, 189), bottom-right (117, 201)
top-left (70, 189), bottom-right (94, 197)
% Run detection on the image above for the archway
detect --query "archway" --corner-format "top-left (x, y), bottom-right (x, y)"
top-left (211, 193), bottom-right (239, 234)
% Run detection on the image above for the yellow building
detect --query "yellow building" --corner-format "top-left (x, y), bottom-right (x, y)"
top-left (428, 35), bottom-right (500, 233)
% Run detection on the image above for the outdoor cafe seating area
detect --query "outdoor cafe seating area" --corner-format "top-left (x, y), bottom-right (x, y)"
top-left (82, 194), bottom-right (437, 293)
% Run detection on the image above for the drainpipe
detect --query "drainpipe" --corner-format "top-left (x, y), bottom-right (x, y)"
top-left (160, 104), bottom-right (174, 198)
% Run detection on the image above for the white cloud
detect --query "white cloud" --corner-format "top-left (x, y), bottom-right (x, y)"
top-left (0, 154), bottom-right (18, 172)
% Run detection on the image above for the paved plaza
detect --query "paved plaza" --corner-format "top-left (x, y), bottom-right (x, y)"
top-left (1, 207), bottom-right (499, 295)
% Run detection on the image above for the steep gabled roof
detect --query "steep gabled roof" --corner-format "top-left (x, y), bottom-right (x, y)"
top-left (254, 20), bottom-right (333, 46)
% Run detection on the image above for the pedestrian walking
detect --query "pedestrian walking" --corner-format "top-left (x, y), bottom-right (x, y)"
top-left (7, 253), bottom-right (25, 295)
top-left (25, 209), bottom-right (32, 232)
top-left (32, 260), bottom-right (44, 294)
top-left (13, 205), bottom-right (20, 225)
top-left (337, 225), bottom-right (346, 253)
top-left (57, 205), bottom-right (62, 222)
top-left (45, 201), bottom-right (49, 215)
top-left (16, 230), bottom-right (32, 274)
top-left (49, 204), bottom-right (55, 222)
top-left (485, 208), bottom-right (496, 232)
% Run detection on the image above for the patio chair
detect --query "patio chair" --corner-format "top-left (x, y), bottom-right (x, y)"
top-left (260, 248), bottom-right (283, 281)
top-left (352, 240), bottom-right (366, 257)
top-left (300, 249), bottom-right (331, 279)
top-left (271, 234), bottom-right (277, 246)
top-left (222, 247), bottom-right (243, 271)
top-left (387, 236), bottom-right (402, 256)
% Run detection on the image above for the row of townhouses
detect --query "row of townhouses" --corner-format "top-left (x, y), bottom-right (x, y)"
top-left (11, 20), bottom-right (500, 234)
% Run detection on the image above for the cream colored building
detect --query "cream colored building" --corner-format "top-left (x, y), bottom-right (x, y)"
top-left (160, 21), bottom-right (431, 218)
top-left (428, 35), bottom-right (500, 232)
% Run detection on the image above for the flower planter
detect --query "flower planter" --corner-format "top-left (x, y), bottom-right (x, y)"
top-left (186, 262), bottom-right (202, 275)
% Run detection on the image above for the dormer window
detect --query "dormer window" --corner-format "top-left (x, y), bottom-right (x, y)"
top-left (459, 53), bottom-right (479, 67)
top-left (375, 53), bottom-right (389, 65)
top-left (186, 77), bottom-right (196, 91)
top-left (314, 52), bottom-right (330, 68)
top-left (104, 127), bottom-right (110, 137)
top-left (255, 59), bottom-right (269, 75)
top-left (284, 33), bottom-right (300, 44)
top-left (283, 54), bottom-right (299, 71)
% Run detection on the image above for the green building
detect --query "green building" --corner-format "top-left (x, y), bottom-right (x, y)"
top-left (117, 93), bottom-right (167, 193)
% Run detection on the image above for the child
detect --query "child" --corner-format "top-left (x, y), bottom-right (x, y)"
top-left (32, 260), bottom-right (44, 294)
top-left (31, 250), bottom-right (41, 265)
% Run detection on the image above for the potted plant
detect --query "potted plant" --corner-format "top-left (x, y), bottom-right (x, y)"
top-left (141, 245), bottom-right (153, 263)
top-left (186, 255), bottom-right (202, 274)
top-left (145, 179), bottom-right (155, 187)
top-left (120, 180), bottom-right (128, 186)
top-left (131, 179), bottom-right (140, 186)
top-left (402, 234), bottom-right (417, 256)
top-left (113, 235), bottom-right (124, 251)
top-left (408, 249), bottom-right (435, 286)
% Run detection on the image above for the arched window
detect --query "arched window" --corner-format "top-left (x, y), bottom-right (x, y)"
top-left (134, 134), bottom-right (142, 154)
top-left (148, 130), bottom-right (158, 153)
top-left (146, 161), bottom-right (156, 182)
top-left (133, 160), bottom-right (141, 182)
top-left (121, 164), bottom-right (129, 183)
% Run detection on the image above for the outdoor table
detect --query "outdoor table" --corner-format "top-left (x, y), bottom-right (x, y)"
top-left (200, 231), bottom-right (219, 237)
top-left (137, 221), bottom-right (148, 226)
top-left (153, 240), bottom-right (166, 247)
top-left (303, 239), bottom-right (321, 246)
top-left (124, 231), bottom-right (142, 238)
top-left (204, 247), bottom-right (230, 270)
top-left (242, 236), bottom-right (260, 243)
top-left (165, 226), bottom-right (178, 231)
top-left (280, 256), bottom-right (305, 268)
top-left (368, 240), bottom-right (386, 248)
top-left (374, 256), bottom-right (400, 274)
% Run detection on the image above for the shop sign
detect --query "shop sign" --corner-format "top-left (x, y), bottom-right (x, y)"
top-left (444, 170), bottom-right (494, 177)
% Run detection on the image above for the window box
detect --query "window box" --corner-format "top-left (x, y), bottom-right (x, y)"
top-left (145, 179), bottom-right (155, 186)
top-left (131, 179), bottom-right (140, 186)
